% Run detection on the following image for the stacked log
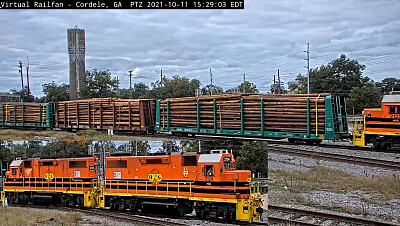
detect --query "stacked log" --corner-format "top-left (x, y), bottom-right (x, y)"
top-left (0, 102), bottom-right (49, 126)
top-left (57, 98), bottom-right (155, 131)
top-left (159, 93), bottom-right (328, 134)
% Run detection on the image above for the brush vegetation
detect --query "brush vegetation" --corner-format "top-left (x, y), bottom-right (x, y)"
top-left (0, 207), bottom-right (82, 226)
top-left (270, 166), bottom-right (400, 201)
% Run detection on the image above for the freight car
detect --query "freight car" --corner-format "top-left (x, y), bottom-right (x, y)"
top-left (0, 102), bottom-right (56, 128)
top-left (0, 94), bottom-right (349, 144)
top-left (0, 98), bottom-right (155, 133)
top-left (0, 151), bottom-right (263, 223)
top-left (354, 94), bottom-right (400, 150)
top-left (56, 98), bottom-right (155, 132)
top-left (155, 93), bottom-right (348, 143)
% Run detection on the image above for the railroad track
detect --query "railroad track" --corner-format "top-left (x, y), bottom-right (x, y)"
top-left (5, 127), bottom-right (398, 153)
top-left (268, 145), bottom-right (400, 171)
top-left (12, 204), bottom-right (186, 226)
top-left (268, 204), bottom-right (398, 226)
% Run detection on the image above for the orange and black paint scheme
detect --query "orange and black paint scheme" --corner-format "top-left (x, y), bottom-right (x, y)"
top-left (354, 94), bottom-right (400, 150)
top-left (1, 152), bottom-right (263, 223)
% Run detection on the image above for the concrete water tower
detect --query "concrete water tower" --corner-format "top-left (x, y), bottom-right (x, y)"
top-left (67, 26), bottom-right (85, 100)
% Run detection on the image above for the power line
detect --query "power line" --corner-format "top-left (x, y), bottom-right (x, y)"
top-left (310, 35), bottom-right (385, 51)
top-left (312, 41), bottom-right (400, 59)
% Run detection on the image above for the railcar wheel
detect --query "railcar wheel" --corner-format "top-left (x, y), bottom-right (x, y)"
top-left (314, 140), bottom-right (322, 145)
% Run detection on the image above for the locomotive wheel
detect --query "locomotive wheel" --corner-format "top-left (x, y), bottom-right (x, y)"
top-left (77, 196), bottom-right (84, 208)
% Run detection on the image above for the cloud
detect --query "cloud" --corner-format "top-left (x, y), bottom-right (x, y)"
top-left (0, 1), bottom-right (400, 96)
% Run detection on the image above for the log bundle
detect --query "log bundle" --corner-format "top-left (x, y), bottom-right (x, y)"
top-left (0, 102), bottom-right (51, 127)
top-left (159, 93), bottom-right (329, 134)
top-left (56, 98), bottom-right (155, 131)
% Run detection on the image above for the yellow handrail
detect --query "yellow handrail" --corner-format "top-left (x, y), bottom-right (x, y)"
top-left (5, 103), bottom-right (9, 123)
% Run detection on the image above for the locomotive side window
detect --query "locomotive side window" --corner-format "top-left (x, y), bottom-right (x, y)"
top-left (389, 105), bottom-right (396, 114)
top-left (204, 165), bottom-right (214, 176)
top-left (12, 168), bottom-right (16, 176)
top-left (397, 106), bottom-right (400, 114)
top-left (107, 160), bottom-right (127, 168)
top-left (69, 161), bottom-right (87, 168)
top-left (182, 156), bottom-right (197, 166)
top-left (146, 159), bottom-right (162, 164)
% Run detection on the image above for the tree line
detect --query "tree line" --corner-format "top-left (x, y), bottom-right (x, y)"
top-left (289, 54), bottom-right (400, 114)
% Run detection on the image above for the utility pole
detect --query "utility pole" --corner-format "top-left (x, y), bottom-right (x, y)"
top-left (277, 69), bottom-right (281, 94)
top-left (18, 61), bottom-right (24, 97)
top-left (273, 74), bottom-right (276, 94)
top-left (243, 74), bottom-right (246, 93)
top-left (209, 68), bottom-right (213, 95)
top-left (135, 141), bottom-right (138, 156)
top-left (160, 70), bottom-right (163, 87)
top-left (26, 56), bottom-right (30, 99)
top-left (305, 43), bottom-right (310, 94)
top-left (198, 141), bottom-right (201, 153)
top-left (128, 70), bottom-right (133, 89)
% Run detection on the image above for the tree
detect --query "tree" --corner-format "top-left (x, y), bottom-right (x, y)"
top-left (42, 82), bottom-right (69, 102)
top-left (288, 74), bottom-right (307, 94)
top-left (117, 82), bottom-right (150, 99)
top-left (148, 75), bottom-right (201, 99)
top-left (226, 81), bottom-right (259, 94)
top-left (161, 141), bottom-right (179, 154)
top-left (80, 69), bottom-right (119, 99)
top-left (291, 54), bottom-right (367, 94)
top-left (116, 141), bottom-right (150, 156)
top-left (9, 86), bottom-right (34, 102)
top-left (236, 141), bottom-right (268, 178)
top-left (347, 82), bottom-right (382, 114)
top-left (201, 84), bottom-right (224, 95)
top-left (180, 140), bottom-right (243, 156)
top-left (288, 54), bottom-right (383, 114)
top-left (381, 77), bottom-right (400, 94)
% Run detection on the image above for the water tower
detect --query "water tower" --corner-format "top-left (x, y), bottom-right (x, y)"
top-left (67, 26), bottom-right (85, 100)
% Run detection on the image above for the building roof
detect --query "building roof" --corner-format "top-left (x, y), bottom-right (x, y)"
top-left (382, 95), bottom-right (400, 103)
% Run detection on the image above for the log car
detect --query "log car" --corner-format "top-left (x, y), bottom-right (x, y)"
top-left (56, 98), bottom-right (156, 133)
top-left (156, 93), bottom-right (348, 143)
top-left (0, 102), bottom-right (56, 128)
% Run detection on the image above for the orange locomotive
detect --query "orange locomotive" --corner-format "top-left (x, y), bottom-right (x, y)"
top-left (1, 151), bottom-right (263, 222)
top-left (354, 94), bottom-right (400, 150)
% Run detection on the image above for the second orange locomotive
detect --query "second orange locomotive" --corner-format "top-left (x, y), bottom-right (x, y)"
top-left (1, 150), bottom-right (263, 222)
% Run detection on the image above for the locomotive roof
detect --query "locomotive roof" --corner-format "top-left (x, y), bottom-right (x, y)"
top-left (198, 154), bottom-right (223, 163)
top-left (10, 160), bottom-right (23, 167)
top-left (382, 95), bottom-right (400, 103)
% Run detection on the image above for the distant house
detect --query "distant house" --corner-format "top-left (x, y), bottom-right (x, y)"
top-left (0, 93), bottom-right (22, 102)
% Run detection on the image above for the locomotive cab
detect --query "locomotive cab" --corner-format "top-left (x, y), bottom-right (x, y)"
top-left (355, 94), bottom-right (400, 150)
top-left (6, 160), bottom-right (23, 179)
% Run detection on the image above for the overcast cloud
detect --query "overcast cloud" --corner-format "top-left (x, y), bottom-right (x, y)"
top-left (0, 0), bottom-right (399, 96)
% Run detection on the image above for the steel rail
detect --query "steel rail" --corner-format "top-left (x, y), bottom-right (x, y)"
top-left (268, 204), bottom-right (398, 226)
top-left (268, 145), bottom-right (400, 170)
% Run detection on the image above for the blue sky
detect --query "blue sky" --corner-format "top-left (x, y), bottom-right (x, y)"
top-left (0, 0), bottom-right (399, 96)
